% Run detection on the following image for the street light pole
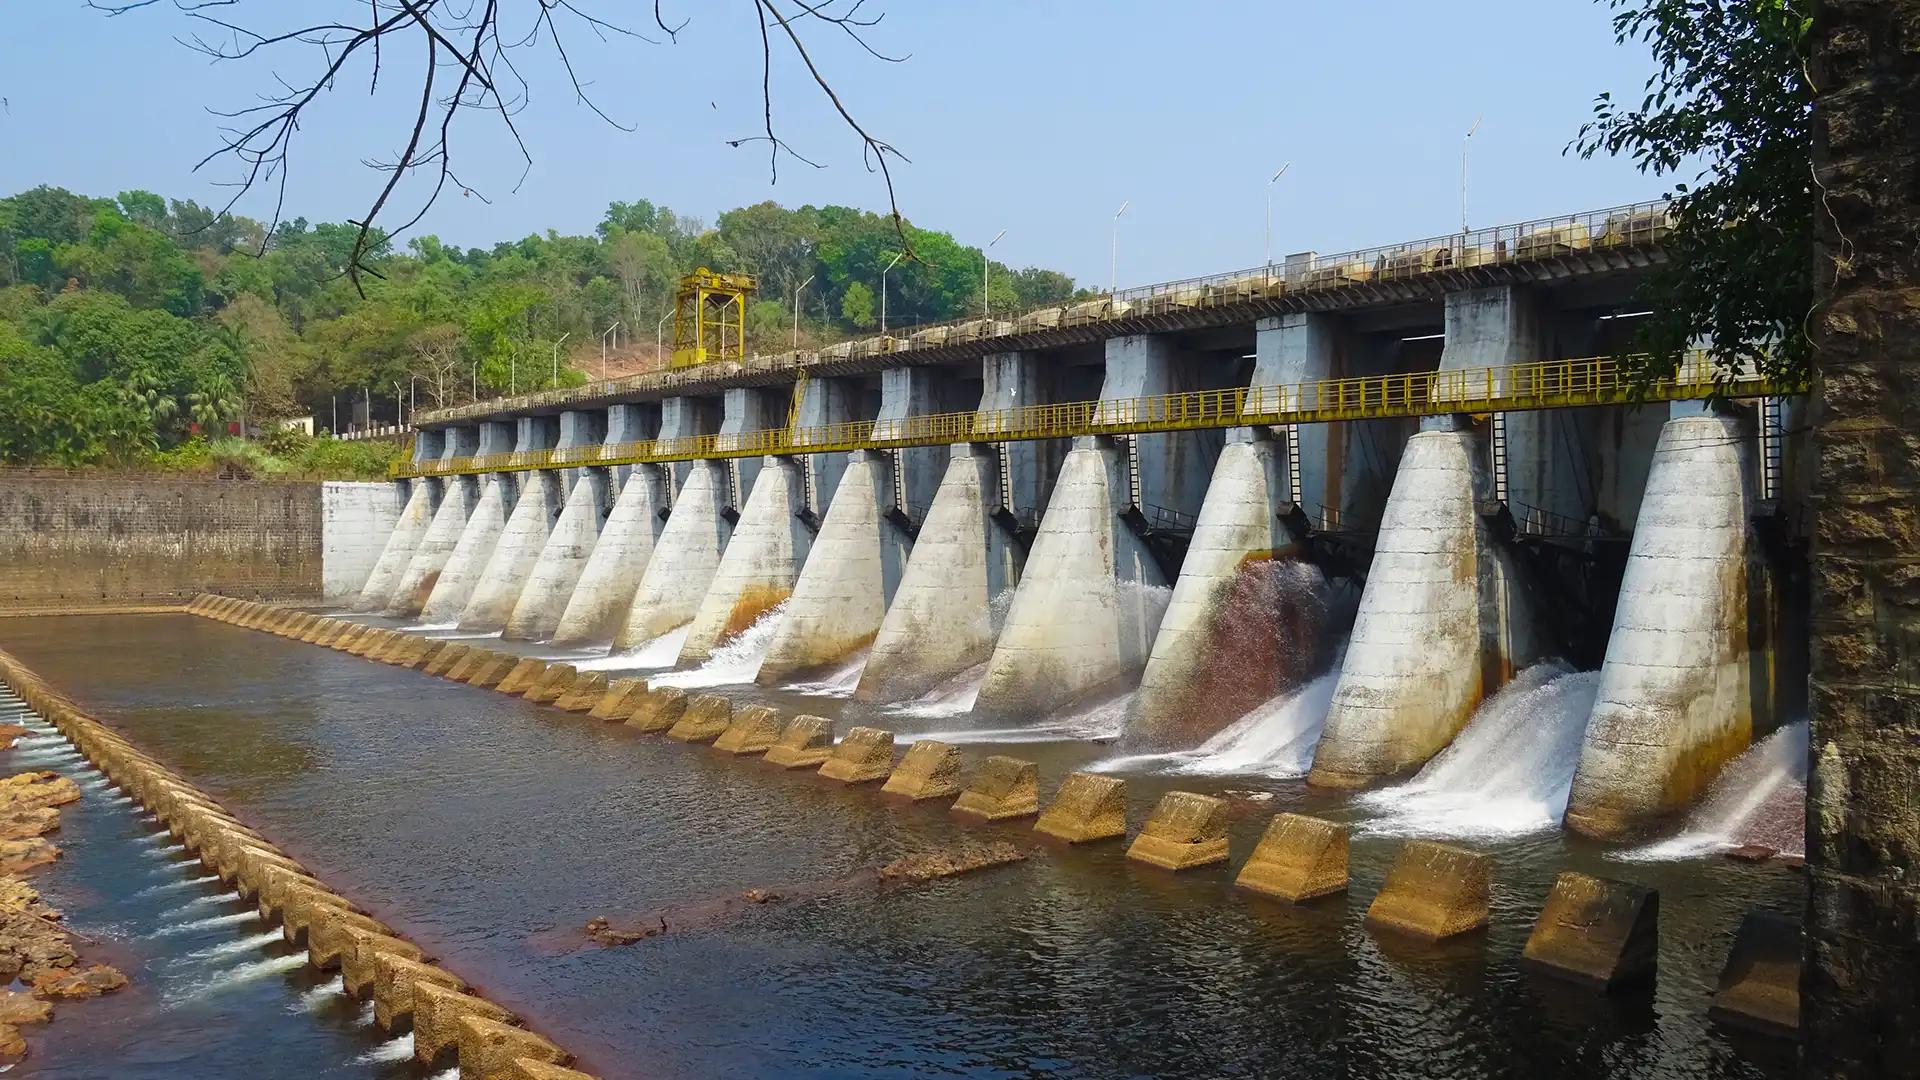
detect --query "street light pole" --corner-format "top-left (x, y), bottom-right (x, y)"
top-left (793, 274), bottom-right (815, 348)
top-left (984, 229), bottom-right (1006, 317)
top-left (1109, 202), bottom-right (1128, 295)
top-left (1462, 115), bottom-right (1482, 234)
top-left (601, 322), bottom-right (622, 379)
top-left (656, 310), bottom-right (673, 364)
top-left (551, 332), bottom-right (570, 385)
top-left (1265, 162), bottom-right (1291, 272)
top-left (879, 251), bottom-right (904, 334)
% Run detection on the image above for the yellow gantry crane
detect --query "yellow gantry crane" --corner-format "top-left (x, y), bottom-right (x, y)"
top-left (670, 268), bottom-right (755, 369)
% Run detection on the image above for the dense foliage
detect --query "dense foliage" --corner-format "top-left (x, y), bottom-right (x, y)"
top-left (0, 186), bottom-right (1077, 468)
top-left (1573, 0), bottom-right (1814, 384)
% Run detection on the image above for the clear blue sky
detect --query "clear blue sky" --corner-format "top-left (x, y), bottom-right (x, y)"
top-left (1, 2), bottom-right (1672, 288)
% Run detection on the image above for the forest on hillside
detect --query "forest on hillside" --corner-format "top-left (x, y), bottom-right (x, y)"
top-left (0, 185), bottom-right (1078, 470)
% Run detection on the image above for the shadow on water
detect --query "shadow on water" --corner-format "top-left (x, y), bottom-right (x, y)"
top-left (0, 613), bottom-right (1800, 1080)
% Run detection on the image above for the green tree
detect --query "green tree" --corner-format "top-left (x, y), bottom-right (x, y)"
top-left (1573, 0), bottom-right (1813, 383)
top-left (840, 281), bottom-right (876, 329)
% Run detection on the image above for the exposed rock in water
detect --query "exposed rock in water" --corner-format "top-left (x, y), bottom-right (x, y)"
top-left (0, 726), bottom-right (27, 752)
top-left (0, 839), bottom-right (59, 877)
top-left (30, 964), bottom-right (130, 1001)
top-left (0, 773), bottom-right (80, 814)
top-left (578, 842), bottom-right (1029, 949)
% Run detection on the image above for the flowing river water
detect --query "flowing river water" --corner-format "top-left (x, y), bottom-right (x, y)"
top-left (0, 613), bottom-right (1799, 1079)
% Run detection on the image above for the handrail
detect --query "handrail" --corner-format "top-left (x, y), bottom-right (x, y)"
top-left (393, 351), bottom-right (1798, 480)
top-left (412, 200), bottom-right (1675, 427)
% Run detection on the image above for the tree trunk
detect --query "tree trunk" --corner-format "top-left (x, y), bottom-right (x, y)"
top-left (1805, 1), bottom-right (1920, 1074)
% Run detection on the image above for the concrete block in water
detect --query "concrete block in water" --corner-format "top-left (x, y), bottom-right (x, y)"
top-left (441, 647), bottom-right (483, 681)
top-left (819, 726), bottom-right (895, 783)
top-left (666, 694), bottom-right (733, 743)
top-left (411, 640), bottom-right (447, 671)
top-left (340, 926), bottom-right (423, 997)
top-left (1521, 871), bottom-right (1659, 991)
top-left (506, 1059), bottom-right (601, 1080)
top-left (465, 652), bottom-right (517, 689)
top-left (427, 643), bottom-right (473, 677)
top-left (494, 659), bottom-right (546, 696)
top-left (712, 705), bottom-right (784, 755)
top-left (373, 953), bottom-right (464, 1032)
top-left (412, 982), bottom-right (514, 1067)
top-left (392, 635), bottom-right (434, 667)
top-left (762, 715), bottom-right (834, 768)
top-left (587, 677), bottom-right (647, 721)
top-left (458, 1016), bottom-right (570, 1080)
top-left (1126, 791), bottom-right (1230, 870)
top-left (1234, 813), bottom-right (1349, 902)
top-left (555, 672), bottom-right (609, 712)
top-left (625, 687), bottom-right (687, 733)
top-left (523, 664), bottom-right (578, 704)
top-left (951, 756), bottom-right (1040, 820)
top-left (1709, 910), bottom-right (1801, 1038)
top-left (257, 865), bottom-right (322, 924)
top-left (307, 907), bottom-right (391, 969)
top-left (881, 740), bottom-right (964, 800)
top-left (1365, 840), bottom-right (1490, 941)
top-left (1034, 773), bottom-right (1126, 843)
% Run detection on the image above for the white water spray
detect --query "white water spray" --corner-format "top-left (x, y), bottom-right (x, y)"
top-left (1092, 668), bottom-right (1341, 778)
top-left (1621, 721), bottom-right (1809, 861)
top-left (651, 602), bottom-right (790, 689)
top-left (166, 952), bottom-right (307, 1004)
top-left (909, 691), bottom-right (1136, 746)
top-left (885, 663), bottom-right (987, 721)
top-left (183, 930), bottom-right (283, 963)
top-left (134, 873), bottom-right (224, 897)
top-left (780, 649), bottom-right (870, 698)
top-left (574, 625), bottom-right (693, 672)
top-left (291, 975), bottom-right (347, 1013)
top-left (358, 1034), bottom-right (416, 1064)
top-left (156, 910), bottom-right (259, 937)
top-left (1359, 663), bottom-right (1600, 838)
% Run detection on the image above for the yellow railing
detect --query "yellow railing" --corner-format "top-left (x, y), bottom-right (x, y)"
top-left (413, 200), bottom-right (1675, 427)
top-left (393, 353), bottom-right (1798, 479)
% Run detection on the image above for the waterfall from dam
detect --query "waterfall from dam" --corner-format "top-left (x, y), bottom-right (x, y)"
top-left (1359, 662), bottom-right (1600, 838)
top-left (574, 625), bottom-right (693, 672)
top-left (649, 601), bottom-right (791, 689)
top-left (1092, 667), bottom-right (1341, 778)
top-left (1621, 721), bottom-right (1808, 861)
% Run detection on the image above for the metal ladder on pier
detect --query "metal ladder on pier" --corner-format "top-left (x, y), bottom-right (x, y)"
top-left (989, 442), bottom-right (1035, 551)
top-left (722, 459), bottom-right (742, 525)
top-left (794, 454), bottom-right (821, 532)
top-left (1490, 413), bottom-right (1511, 506)
top-left (884, 449), bottom-right (918, 538)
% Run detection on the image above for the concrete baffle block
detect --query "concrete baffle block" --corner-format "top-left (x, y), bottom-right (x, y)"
top-left (951, 756), bottom-right (1040, 821)
top-left (1365, 840), bottom-right (1491, 941)
top-left (523, 664), bottom-right (578, 704)
top-left (308, 907), bottom-right (391, 969)
top-left (626, 687), bottom-right (687, 733)
top-left (667, 693), bottom-right (733, 742)
top-left (819, 726), bottom-right (895, 783)
top-left (279, 883), bottom-right (357, 947)
top-left (555, 672), bottom-right (609, 712)
top-left (340, 927), bottom-right (423, 997)
top-left (881, 740), bottom-right (964, 801)
top-left (458, 1015), bottom-right (570, 1080)
top-left (494, 659), bottom-right (546, 696)
top-left (412, 640), bottom-right (447, 670)
top-left (712, 705), bottom-right (785, 755)
top-left (762, 715), bottom-right (834, 768)
top-left (1521, 871), bottom-right (1659, 991)
top-left (467, 652), bottom-right (518, 689)
top-left (588, 677), bottom-right (647, 721)
top-left (1034, 773), bottom-right (1127, 843)
top-left (373, 953), bottom-right (465, 1032)
top-left (1709, 910), bottom-right (1801, 1038)
top-left (430, 643), bottom-right (475, 678)
top-left (1126, 791), bottom-right (1230, 870)
top-left (1235, 813), bottom-right (1349, 902)
top-left (507, 1058), bottom-right (601, 1080)
top-left (412, 982), bottom-right (514, 1067)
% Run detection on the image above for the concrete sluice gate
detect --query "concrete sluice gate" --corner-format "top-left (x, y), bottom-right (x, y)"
top-left (358, 278), bottom-right (1808, 842)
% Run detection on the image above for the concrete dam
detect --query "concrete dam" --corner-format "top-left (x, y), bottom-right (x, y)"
top-left (356, 201), bottom-right (1808, 845)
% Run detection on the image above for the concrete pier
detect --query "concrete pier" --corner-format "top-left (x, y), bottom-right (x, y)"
top-left (385, 476), bottom-right (473, 617)
top-left (504, 469), bottom-right (607, 641)
top-left (1309, 288), bottom-right (1543, 788)
top-left (858, 352), bottom-right (1064, 703)
top-left (418, 475), bottom-right (506, 623)
top-left (1565, 413), bottom-right (1763, 840)
top-left (679, 456), bottom-right (812, 664)
top-left (552, 465), bottom-right (667, 645)
top-left (613, 460), bottom-right (731, 651)
top-left (459, 470), bottom-right (561, 632)
top-left (354, 481), bottom-right (434, 612)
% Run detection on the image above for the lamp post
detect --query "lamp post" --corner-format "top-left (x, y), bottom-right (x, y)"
top-left (656, 310), bottom-right (673, 364)
top-left (509, 344), bottom-right (518, 395)
top-left (470, 363), bottom-right (479, 402)
top-left (1462, 115), bottom-right (1482, 234)
top-left (793, 274), bottom-right (815, 348)
top-left (601, 322), bottom-right (621, 379)
top-left (879, 251), bottom-right (904, 334)
top-left (1265, 162), bottom-right (1291, 273)
top-left (984, 229), bottom-right (1006, 317)
top-left (551, 332), bottom-right (570, 386)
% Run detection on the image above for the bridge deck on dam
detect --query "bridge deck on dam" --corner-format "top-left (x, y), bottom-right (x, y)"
top-left (393, 352), bottom-right (1797, 478)
top-left (415, 200), bottom-right (1676, 429)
